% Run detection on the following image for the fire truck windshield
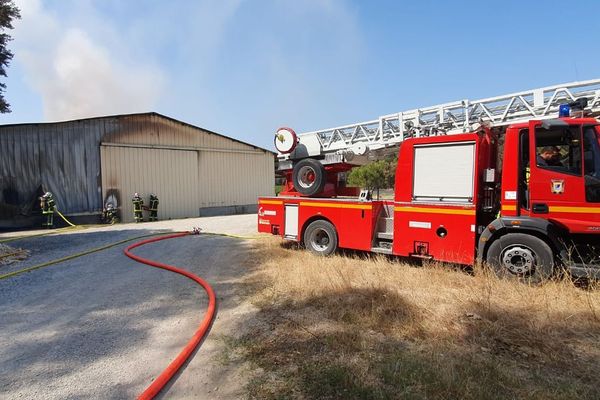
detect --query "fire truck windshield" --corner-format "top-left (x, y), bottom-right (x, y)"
top-left (583, 126), bottom-right (600, 202)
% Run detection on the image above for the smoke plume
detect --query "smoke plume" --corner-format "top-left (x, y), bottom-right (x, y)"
top-left (14, 0), bottom-right (165, 121)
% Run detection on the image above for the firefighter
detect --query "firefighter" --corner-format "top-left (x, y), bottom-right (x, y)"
top-left (148, 194), bottom-right (159, 221)
top-left (102, 202), bottom-right (119, 224)
top-left (536, 146), bottom-right (563, 167)
top-left (132, 193), bottom-right (144, 222)
top-left (40, 192), bottom-right (55, 229)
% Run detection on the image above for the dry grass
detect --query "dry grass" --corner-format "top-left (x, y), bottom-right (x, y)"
top-left (229, 237), bottom-right (600, 399)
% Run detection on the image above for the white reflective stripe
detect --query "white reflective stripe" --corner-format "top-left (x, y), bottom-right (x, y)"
top-left (409, 221), bottom-right (431, 229)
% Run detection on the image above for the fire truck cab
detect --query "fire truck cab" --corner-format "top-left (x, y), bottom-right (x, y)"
top-left (482, 118), bottom-right (600, 279)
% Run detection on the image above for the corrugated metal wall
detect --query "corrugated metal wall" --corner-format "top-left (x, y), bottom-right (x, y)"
top-left (0, 119), bottom-right (104, 216)
top-left (0, 113), bottom-right (274, 223)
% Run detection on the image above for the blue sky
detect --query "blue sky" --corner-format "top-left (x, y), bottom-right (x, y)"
top-left (3, 0), bottom-right (600, 149)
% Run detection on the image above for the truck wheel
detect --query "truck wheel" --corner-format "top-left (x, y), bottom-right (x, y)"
top-left (292, 159), bottom-right (326, 196)
top-left (486, 233), bottom-right (554, 283)
top-left (304, 220), bottom-right (338, 256)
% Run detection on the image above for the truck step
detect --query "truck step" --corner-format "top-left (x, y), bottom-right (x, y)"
top-left (377, 217), bottom-right (394, 233)
top-left (376, 232), bottom-right (393, 240)
top-left (371, 246), bottom-right (393, 255)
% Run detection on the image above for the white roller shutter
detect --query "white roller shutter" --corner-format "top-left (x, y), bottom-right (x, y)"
top-left (412, 142), bottom-right (475, 202)
top-left (101, 145), bottom-right (199, 222)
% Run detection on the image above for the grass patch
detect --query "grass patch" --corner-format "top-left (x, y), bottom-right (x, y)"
top-left (232, 237), bottom-right (600, 399)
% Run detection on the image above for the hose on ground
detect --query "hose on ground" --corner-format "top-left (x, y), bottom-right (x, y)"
top-left (189, 226), bottom-right (259, 240)
top-left (55, 208), bottom-right (77, 227)
top-left (124, 232), bottom-right (217, 400)
top-left (0, 227), bottom-right (77, 244)
top-left (0, 230), bottom-right (256, 280)
top-left (0, 232), bottom-right (167, 280)
top-left (0, 220), bottom-right (85, 244)
top-left (0, 208), bottom-right (85, 244)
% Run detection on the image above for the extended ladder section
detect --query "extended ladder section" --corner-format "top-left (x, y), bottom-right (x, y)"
top-left (280, 79), bottom-right (600, 161)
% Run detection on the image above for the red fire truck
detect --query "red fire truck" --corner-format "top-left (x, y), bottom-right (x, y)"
top-left (258, 80), bottom-right (600, 281)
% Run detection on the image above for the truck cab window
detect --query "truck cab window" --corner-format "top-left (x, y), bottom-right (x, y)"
top-left (535, 126), bottom-right (582, 176)
top-left (583, 126), bottom-right (600, 202)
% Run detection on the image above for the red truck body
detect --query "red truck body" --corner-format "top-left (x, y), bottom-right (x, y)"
top-left (259, 118), bottom-right (600, 279)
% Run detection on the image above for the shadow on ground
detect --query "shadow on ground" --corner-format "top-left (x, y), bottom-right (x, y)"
top-left (224, 242), bottom-right (600, 400)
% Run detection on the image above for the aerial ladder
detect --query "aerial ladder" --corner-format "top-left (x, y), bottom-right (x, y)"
top-left (274, 79), bottom-right (600, 197)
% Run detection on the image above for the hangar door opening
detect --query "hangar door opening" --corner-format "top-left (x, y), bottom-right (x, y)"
top-left (100, 144), bottom-right (199, 223)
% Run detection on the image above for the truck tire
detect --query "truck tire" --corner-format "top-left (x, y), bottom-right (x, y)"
top-left (304, 220), bottom-right (338, 256)
top-left (486, 233), bottom-right (554, 283)
top-left (292, 159), bottom-right (326, 196)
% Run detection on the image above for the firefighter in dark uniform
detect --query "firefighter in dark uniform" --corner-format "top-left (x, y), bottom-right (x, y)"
top-left (102, 202), bottom-right (119, 224)
top-left (40, 192), bottom-right (55, 229)
top-left (132, 193), bottom-right (144, 222)
top-left (148, 194), bottom-right (159, 222)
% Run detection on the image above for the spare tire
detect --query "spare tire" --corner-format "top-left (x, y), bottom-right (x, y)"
top-left (292, 159), bottom-right (326, 196)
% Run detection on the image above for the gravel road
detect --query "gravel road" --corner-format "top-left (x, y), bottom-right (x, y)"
top-left (0, 214), bottom-right (260, 399)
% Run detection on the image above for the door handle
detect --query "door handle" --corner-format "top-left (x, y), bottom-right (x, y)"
top-left (532, 203), bottom-right (549, 214)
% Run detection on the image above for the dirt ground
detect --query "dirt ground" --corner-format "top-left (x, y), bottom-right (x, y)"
top-left (0, 214), bottom-right (260, 399)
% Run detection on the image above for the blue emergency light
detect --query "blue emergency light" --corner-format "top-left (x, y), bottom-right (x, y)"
top-left (558, 104), bottom-right (570, 117)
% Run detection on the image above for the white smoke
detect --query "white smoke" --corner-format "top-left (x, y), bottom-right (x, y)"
top-left (14, 0), bottom-right (165, 121)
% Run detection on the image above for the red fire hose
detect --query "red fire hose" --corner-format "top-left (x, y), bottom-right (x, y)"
top-left (124, 232), bottom-right (217, 400)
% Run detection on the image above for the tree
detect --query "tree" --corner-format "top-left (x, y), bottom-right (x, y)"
top-left (0, 0), bottom-right (20, 113)
top-left (347, 155), bottom-right (397, 193)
